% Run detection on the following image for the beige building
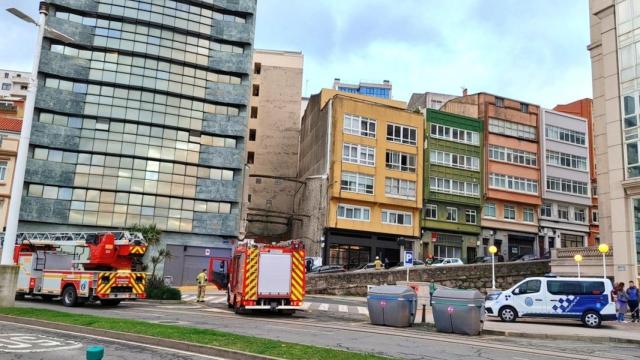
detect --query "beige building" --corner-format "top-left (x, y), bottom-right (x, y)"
top-left (0, 70), bottom-right (30, 99)
top-left (245, 49), bottom-right (304, 241)
top-left (0, 98), bottom-right (23, 230)
top-left (588, 0), bottom-right (639, 282)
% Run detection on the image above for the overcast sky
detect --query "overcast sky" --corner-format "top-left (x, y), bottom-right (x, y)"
top-left (0, 0), bottom-right (592, 107)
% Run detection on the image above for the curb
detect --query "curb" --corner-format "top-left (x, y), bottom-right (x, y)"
top-left (134, 299), bottom-right (184, 304)
top-left (0, 315), bottom-right (281, 360)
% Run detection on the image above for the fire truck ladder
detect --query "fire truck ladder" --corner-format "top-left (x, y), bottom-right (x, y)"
top-left (0, 231), bottom-right (146, 246)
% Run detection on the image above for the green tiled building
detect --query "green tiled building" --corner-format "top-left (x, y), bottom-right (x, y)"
top-left (422, 109), bottom-right (483, 263)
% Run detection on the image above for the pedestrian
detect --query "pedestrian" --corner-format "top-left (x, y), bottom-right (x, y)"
top-left (196, 268), bottom-right (208, 302)
top-left (383, 257), bottom-right (390, 269)
top-left (616, 282), bottom-right (629, 323)
top-left (374, 256), bottom-right (383, 270)
top-left (627, 281), bottom-right (639, 323)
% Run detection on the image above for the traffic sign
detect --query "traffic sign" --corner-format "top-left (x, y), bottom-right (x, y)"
top-left (404, 250), bottom-right (414, 267)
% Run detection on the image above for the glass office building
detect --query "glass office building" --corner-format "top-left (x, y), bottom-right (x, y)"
top-left (20, 0), bottom-right (256, 283)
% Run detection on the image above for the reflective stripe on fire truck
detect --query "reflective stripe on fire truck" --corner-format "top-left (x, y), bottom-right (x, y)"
top-left (130, 245), bottom-right (146, 255)
top-left (130, 272), bottom-right (146, 294)
top-left (97, 272), bottom-right (116, 295)
top-left (244, 248), bottom-right (259, 301)
top-left (291, 250), bottom-right (305, 301)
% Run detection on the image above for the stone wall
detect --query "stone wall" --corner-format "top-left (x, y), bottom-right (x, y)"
top-left (307, 260), bottom-right (551, 296)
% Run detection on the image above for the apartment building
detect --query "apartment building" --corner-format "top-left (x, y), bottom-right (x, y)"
top-left (539, 109), bottom-right (592, 251)
top-left (333, 78), bottom-right (392, 99)
top-left (21, 0), bottom-right (256, 285)
top-left (294, 89), bottom-right (423, 268)
top-left (0, 69), bottom-right (30, 99)
top-left (408, 91), bottom-right (458, 112)
top-left (422, 109), bottom-right (483, 263)
top-left (245, 49), bottom-right (303, 241)
top-left (588, 0), bottom-right (639, 282)
top-left (0, 98), bottom-right (23, 230)
top-left (442, 93), bottom-right (542, 260)
top-left (554, 99), bottom-right (599, 245)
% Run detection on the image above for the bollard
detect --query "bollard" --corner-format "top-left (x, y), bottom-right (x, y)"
top-left (422, 304), bottom-right (426, 323)
top-left (86, 345), bottom-right (104, 360)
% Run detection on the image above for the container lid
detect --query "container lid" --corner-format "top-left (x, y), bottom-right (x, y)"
top-left (432, 288), bottom-right (484, 300)
top-left (368, 285), bottom-right (416, 297)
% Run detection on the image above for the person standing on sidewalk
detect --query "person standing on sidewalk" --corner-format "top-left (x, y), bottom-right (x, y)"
top-left (196, 269), bottom-right (208, 302)
top-left (627, 281), bottom-right (639, 323)
top-left (374, 256), bottom-right (383, 270)
top-left (616, 282), bottom-right (629, 323)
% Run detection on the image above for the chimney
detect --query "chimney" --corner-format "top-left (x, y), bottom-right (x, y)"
top-left (462, 87), bottom-right (468, 96)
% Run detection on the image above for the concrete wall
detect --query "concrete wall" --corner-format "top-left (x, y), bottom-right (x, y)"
top-left (307, 260), bottom-right (551, 296)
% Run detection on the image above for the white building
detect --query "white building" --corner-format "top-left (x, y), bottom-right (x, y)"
top-left (0, 69), bottom-right (30, 99)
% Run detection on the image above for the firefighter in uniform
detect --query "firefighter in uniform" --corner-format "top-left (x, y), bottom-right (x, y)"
top-left (196, 269), bottom-right (208, 302)
top-left (374, 256), bottom-right (383, 270)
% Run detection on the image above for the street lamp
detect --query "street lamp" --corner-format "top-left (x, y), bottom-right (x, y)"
top-left (574, 254), bottom-right (583, 278)
top-left (488, 245), bottom-right (497, 290)
top-left (0, 3), bottom-right (74, 266)
top-left (598, 244), bottom-right (609, 279)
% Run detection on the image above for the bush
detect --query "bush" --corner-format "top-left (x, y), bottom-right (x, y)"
top-left (145, 276), bottom-right (181, 300)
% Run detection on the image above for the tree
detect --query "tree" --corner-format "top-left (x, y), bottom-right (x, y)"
top-left (128, 224), bottom-right (167, 279)
top-left (150, 248), bottom-right (173, 279)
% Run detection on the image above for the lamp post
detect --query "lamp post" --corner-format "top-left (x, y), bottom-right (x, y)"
top-left (598, 244), bottom-right (609, 279)
top-left (489, 245), bottom-right (497, 290)
top-left (574, 254), bottom-right (583, 278)
top-left (0, 3), bottom-right (74, 266)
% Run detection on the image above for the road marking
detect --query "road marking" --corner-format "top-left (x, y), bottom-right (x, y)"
top-left (0, 333), bottom-right (82, 353)
top-left (318, 303), bottom-right (329, 311)
top-left (182, 295), bottom-right (196, 301)
top-left (338, 305), bottom-right (348, 313)
top-left (105, 310), bottom-right (165, 317)
top-left (211, 297), bottom-right (227, 304)
top-left (301, 302), bottom-right (312, 310)
top-left (204, 296), bottom-right (215, 301)
top-left (357, 306), bottom-right (369, 315)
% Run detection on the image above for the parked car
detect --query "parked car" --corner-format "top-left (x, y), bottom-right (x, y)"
top-left (305, 256), bottom-right (322, 271)
top-left (309, 265), bottom-right (345, 274)
top-left (484, 276), bottom-right (615, 328)
top-left (392, 259), bottom-right (425, 268)
top-left (352, 262), bottom-right (376, 272)
top-left (431, 258), bottom-right (464, 266)
top-left (474, 255), bottom-right (505, 263)
top-left (512, 253), bottom-right (539, 262)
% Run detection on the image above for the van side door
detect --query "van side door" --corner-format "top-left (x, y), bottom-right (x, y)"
top-left (511, 279), bottom-right (545, 315)
top-left (547, 280), bottom-right (582, 316)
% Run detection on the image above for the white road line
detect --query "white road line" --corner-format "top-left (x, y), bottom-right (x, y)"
top-left (338, 305), bottom-right (348, 313)
top-left (357, 306), bottom-right (369, 315)
top-left (211, 297), bottom-right (227, 304)
top-left (204, 296), bottom-right (215, 301)
top-left (318, 303), bottom-right (329, 311)
top-left (182, 295), bottom-right (196, 301)
top-left (301, 302), bottom-right (312, 310)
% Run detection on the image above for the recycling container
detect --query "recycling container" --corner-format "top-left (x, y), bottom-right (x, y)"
top-left (367, 285), bottom-right (417, 327)
top-left (431, 288), bottom-right (485, 335)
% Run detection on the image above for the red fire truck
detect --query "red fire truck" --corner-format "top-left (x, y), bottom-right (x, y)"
top-left (12, 231), bottom-right (147, 307)
top-left (211, 239), bottom-right (306, 314)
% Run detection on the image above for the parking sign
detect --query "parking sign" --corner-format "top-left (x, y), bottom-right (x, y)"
top-left (404, 251), bottom-right (413, 267)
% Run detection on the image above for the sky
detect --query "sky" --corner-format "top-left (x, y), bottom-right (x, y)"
top-left (0, 0), bottom-right (592, 108)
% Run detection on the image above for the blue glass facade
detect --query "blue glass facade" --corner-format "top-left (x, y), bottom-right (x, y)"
top-left (337, 85), bottom-right (390, 99)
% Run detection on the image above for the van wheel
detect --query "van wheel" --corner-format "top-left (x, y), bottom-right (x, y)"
top-left (62, 286), bottom-right (78, 307)
top-left (582, 311), bottom-right (601, 328)
top-left (499, 306), bottom-right (517, 322)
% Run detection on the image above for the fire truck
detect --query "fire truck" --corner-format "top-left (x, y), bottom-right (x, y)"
top-left (11, 231), bottom-right (147, 307)
top-left (210, 239), bottom-right (306, 314)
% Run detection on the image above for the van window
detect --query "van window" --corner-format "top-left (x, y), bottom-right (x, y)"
top-left (547, 281), bottom-right (605, 295)
top-left (516, 279), bottom-right (541, 294)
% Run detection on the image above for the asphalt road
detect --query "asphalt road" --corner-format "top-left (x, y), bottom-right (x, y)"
top-left (12, 298), bottom-right (640, 360)
top-left (0, 320), bottom-right (227, 360)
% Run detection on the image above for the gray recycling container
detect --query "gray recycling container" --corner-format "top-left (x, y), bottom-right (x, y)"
top-left (432, 288), bottom-right (485, 335)
top-left (367, 285), bottom-right (417, 327)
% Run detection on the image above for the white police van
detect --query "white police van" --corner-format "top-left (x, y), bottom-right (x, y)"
top-left (484, 276), bottom-right (615, 328)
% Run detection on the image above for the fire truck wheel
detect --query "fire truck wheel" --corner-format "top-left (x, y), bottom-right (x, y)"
top-left (100, 299), bottom-right (121, 307)
top-left (62, 286), bottom-right (78, 307)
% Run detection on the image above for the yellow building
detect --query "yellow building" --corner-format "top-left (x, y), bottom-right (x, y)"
top-left (294, 89), bottom-right (423, 268)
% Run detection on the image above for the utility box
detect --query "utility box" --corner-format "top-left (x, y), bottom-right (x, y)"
top-left (367, 285), bottom-right (417, 327)
top-left (432, 288), bottom-right (485, 335)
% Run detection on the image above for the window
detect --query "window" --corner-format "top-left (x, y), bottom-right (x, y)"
top-left (386, 123), bottom-right (417, 145)
top-left (254, 63), bottom-right (261, 74)
top-left (516, 279), bottom-right (541, 294)
top-left (489, 173), bottom-right (538, 194)
top-left (337, 204), bottom-right (370, 221)
top-left (446, 207), bottom-right (458, 222)
top-left (0, 161), bottom-right (6, 180)
top-left (548, 280), bottom-right (605, 295)
top-left (623, 93), bottom-right (640, 177)
top-left (523, 208), bottom-right (534, 223)
top-left (247, 151), bottom-right (254, 164)
top-left (488, 145), bottom-right (537, 167)
top-left (520, 103), bottom-right (529, 113)
top-left (344, 114), bottom-right (376, 137)
top-left (386, 150), bottom-right (416, 172)
top-left (425, 204), bottom-right (437, 219)
top-left (382, 210), bottom-right (412, 226)
top-left (385, 177), bottom-right (416, 199)
top-left (252, 84), bottom-right (260, 96)
top-left (495, 97), bottom-right (504, 107)
top-left (545, 125), bottom-right (586, 146)
top-left (592, 210), bottom-right (599, 223)
top-left (560, 234), bottom-right (584, 248)
top-left (343, 143), bottom-right (375, 166)
top-left (430, 150), bottom-right (480, 171)
top-left (546, 150), bottom-right (587, 171)
top-left (341, 172), bottom-right (374, 194)
top-left (465, 210), bottom-right (477, 224)
top-left (250, 106), bottom-right (258, 118)
top-left (429, 176), bottom-right (480, 197)
top-left (249, 129), bottom-right (256, 141)
top-left (484, 203), bottom-right (496, 217)
top-left (575, 208), bottom-right (586, 223)
top-left (558, 206), bottom-right (569, 220)
top-left (504, 205), bottom-right (515, 220)
top-left (3, 73), bottom-right (7, 78)
top-left (1, 83), bottom-right (10, 91)
top-left (488, 118), bottom-right (537, 140)
top-left (546, 177), bottom-right (588, 196)
top-left (430, 123), bottom-right (480, 145)
top-left (540, 203), bottom-right (552, 217)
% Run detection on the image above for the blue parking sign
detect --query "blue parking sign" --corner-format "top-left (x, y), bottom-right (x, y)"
top-left (404, 251), bottom-right (413, 267)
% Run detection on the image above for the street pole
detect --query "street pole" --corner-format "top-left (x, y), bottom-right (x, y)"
top-left (577, 262), bottom-right (581, 278)
top-left (602, 252), bottom-right (606, 279)
top-left (0, 3), bottom-right (48, 265)
top-left (491, 253), bottom-right (495, 289)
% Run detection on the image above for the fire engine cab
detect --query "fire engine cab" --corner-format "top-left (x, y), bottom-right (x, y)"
top-left (11, 231), bottom-right (147, 307)
top-left (211, 240), bottom-right (306, 314)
